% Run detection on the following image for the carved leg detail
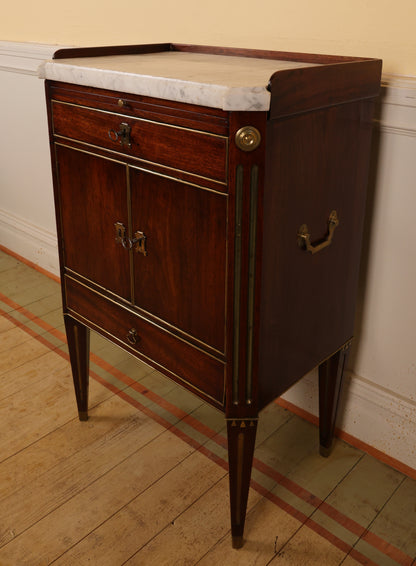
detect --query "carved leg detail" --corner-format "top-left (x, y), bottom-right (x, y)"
top-left (227, 418), bottom-right (258, 549)
top-left (318, 342), bottom-right (351, 457)
top-left (64, 314), bottom-right (90, 421)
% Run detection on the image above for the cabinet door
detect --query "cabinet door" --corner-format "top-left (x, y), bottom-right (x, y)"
top-left (129, 168), bottom-right (227, 353)
top-left (55, 145), bottom-right (131, 300)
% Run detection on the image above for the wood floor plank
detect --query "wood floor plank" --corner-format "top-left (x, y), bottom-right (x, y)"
top-left (0, 261), bottom-right (44, 286)
top-left (285, 439), bottom-right (363, 501)
top-left (197, 496), bottom-right (302, 566)
top-left (0, 252), bottom-right (20, 272)
top-left (368, 477), bottom-right (416, 558)
top-left (0, 397), bottom-right (165, 548)
top-left (0, 263), bottom-right (59, 295)
top-left (0, 391), bottom-right (139, 502)
top-left (267, 525), bottom-right (347, 565)
top-left (341, 556), bottom-right (367, 565)
top-left (0, 336), bottom-right (51, 377)
top-left (2, 280), bottom-right (59, 311)
top-left (0, 327), bottom-right (31, 355)
top-left (23, 293), bottom-right (63, 320)
top-left (52, 450), bottom-right (226, 566)
top-left (0, 348), bottom-right (69, 401)
top-left (0, 430), bottom-right (194, 566)
top-left (123, 477), bottom-right (262, 566)
top-left (254, 417), bottom-right (320, 478)
top-left (0, 315), bottom-right (16, 333)
top-left (317, 455), bottom-right (404, 528)
top-left (0, 354), bottom-right (111, 460)
top-left (0, 326), bottom-right (34, 353)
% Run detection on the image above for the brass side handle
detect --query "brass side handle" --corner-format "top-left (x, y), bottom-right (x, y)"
top-left (126, 328), bottom-right (139, 345)
top-left (297, 210), bottom-right (339, 254)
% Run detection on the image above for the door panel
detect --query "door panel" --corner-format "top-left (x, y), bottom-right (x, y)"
top-left (130, 169), bottom-right (227, 352)
top-left (56, 145), bottom-right (131, 300)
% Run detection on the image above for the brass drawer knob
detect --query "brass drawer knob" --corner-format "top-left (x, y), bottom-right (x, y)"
top-left (235, 126), bottom-right (261, 152)
top-left (126, 328), bottom-right (139, 345)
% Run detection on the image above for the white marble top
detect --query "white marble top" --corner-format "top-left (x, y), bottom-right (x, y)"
top-left (39, 51), bottom-right (319, 111)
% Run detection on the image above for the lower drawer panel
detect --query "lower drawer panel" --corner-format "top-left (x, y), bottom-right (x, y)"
top-left (64, 276), bottom-right (225, 405)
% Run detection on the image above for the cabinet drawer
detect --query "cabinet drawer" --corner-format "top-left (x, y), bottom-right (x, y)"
top-left (65, 276), bottom-right (225, 405)
top-left (52, 101), bottom-right (228, 183)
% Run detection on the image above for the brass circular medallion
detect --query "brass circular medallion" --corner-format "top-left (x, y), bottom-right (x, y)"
top-left (235, 126), bottom-right (261, 152)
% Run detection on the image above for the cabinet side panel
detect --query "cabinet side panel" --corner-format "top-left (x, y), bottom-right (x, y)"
top-left (258, 100), bottom-right (376, 409)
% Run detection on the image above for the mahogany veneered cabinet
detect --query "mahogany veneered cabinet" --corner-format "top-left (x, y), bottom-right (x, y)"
top-left (43, 43), bottom-right (382, 547)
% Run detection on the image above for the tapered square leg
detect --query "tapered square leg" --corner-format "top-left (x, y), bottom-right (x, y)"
top-left (318, 342), bottom-right (351, 456)
top-left (64, 314), bottom-right (90, 421)
top-left (227, 418), bottom-right (258, 548)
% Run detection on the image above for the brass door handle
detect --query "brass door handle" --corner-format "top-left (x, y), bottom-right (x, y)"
top-left (297, 210), bottom-right (339, 254)
top-left (114, 223), bottom-right (147, 255)
top-left (114, 221), bottom-right (132, 249)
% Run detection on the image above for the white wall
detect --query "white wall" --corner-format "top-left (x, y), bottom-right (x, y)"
top-left (0, 43), bottom-right (415, 471)
top-left (0, 43), bottom-right (59, 273)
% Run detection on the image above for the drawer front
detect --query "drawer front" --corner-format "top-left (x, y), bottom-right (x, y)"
top-left (65, 276), bottom-right (225, 405)
top-left (52, 101), bottom-right (227, 183)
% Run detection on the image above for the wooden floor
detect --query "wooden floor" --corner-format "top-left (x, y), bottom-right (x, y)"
top-left (0, 249), bottom-right (415, 566)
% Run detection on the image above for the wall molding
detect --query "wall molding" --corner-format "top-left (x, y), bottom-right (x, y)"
top-left (376, 73), bottom-right (416, 136)
top-left (0, 41), bottom-right (64, 75)
top-left (381, 73), bottom-right (416, 107)
top-left (0, 208), bottom-right (59, 276)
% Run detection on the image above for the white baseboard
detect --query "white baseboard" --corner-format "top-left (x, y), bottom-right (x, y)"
top-left (282, 370), bottom-right (416, 471)
top-left (0, 208), bottom-right (59, 276)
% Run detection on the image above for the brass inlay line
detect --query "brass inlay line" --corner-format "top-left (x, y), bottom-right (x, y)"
top-left (65, 307), bottom-right (224, 406)
top-left (126, 165), bottom-right (135, 304)
top-left (232, 165), bottom-right (244, 405)
top-left (235, 431), bottom-right (245, 525)
top-left (64, 268), bottom-right (225, 358)
top-left (64, 274), bottom-right (225, 363)
top-left (128, 162), bottom-right (228, 196)
top-left (245, 166), bottom-right (259, 405)
top-left (55, 142), bottom-right (126, 165)
top-left (52, 100), bottom-right (229, 140)
top-left (54, 141), bottom-right (228, 195)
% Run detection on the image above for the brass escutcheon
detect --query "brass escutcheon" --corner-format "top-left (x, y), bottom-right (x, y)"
top-left (235, 126), bottom-right (261, 152)
top-left (108, 122), bottom-right (131, 148)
